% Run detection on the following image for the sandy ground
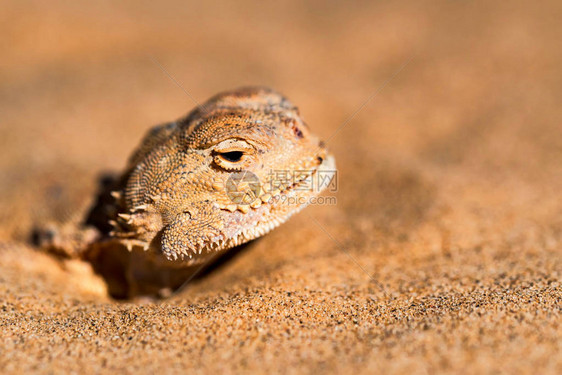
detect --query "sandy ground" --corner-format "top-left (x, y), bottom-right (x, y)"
top-left (1, 0), bottom-right (561, 374)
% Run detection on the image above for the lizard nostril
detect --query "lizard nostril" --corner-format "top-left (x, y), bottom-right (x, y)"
top-left (291, 122), bottom-right (304, 139)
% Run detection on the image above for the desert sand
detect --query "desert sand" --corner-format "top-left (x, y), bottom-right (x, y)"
top-left (0, 0), bottom-right (560, 374)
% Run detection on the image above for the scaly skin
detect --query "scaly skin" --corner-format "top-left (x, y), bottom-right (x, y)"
top-left (36, 87), bottom-right (335, 296)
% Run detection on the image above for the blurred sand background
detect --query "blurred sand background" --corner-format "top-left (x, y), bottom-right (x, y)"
top-left (0, 0), bottom-right (561, 374)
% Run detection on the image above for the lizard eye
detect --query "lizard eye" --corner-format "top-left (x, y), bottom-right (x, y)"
top-left (213, 139), bottom-right (255, 170)
top-left (219, 151), bottom-right (244, 163)
top-left (214, 150), bottom-right (248, 170)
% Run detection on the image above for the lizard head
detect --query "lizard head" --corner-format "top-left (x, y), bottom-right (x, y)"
top-left (112, 87), bottom-right (335, 264)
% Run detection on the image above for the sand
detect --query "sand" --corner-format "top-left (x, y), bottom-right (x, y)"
top-left (0, 0), bottom-right (561, 374)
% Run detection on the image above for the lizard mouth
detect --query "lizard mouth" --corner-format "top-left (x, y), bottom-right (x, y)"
top-left (161, 154), bottom-right (336, 264)
top-left (218, 153), bottom-right (336, 214)
top-left (270, 153), bottom-right (336, 198)
top-left (209, 154), bottom-right (336, 252)
top-left (117, 154), bottom-right (336, 259)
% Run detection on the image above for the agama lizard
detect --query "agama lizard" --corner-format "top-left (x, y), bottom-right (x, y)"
top-left (34, 87), bottom-right (335, 297)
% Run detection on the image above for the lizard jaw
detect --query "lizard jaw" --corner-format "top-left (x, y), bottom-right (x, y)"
top-left (218, 154), bottom-right (336, 250)
top-left (159, 154), bottom-right (336, 265)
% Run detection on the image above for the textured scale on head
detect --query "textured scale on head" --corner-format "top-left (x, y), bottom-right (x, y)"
top-left (109, 87), bottom-right (335, 265)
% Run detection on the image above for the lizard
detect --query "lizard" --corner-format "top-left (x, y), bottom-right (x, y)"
top-left (33, 86), bottom-right (336, 298)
